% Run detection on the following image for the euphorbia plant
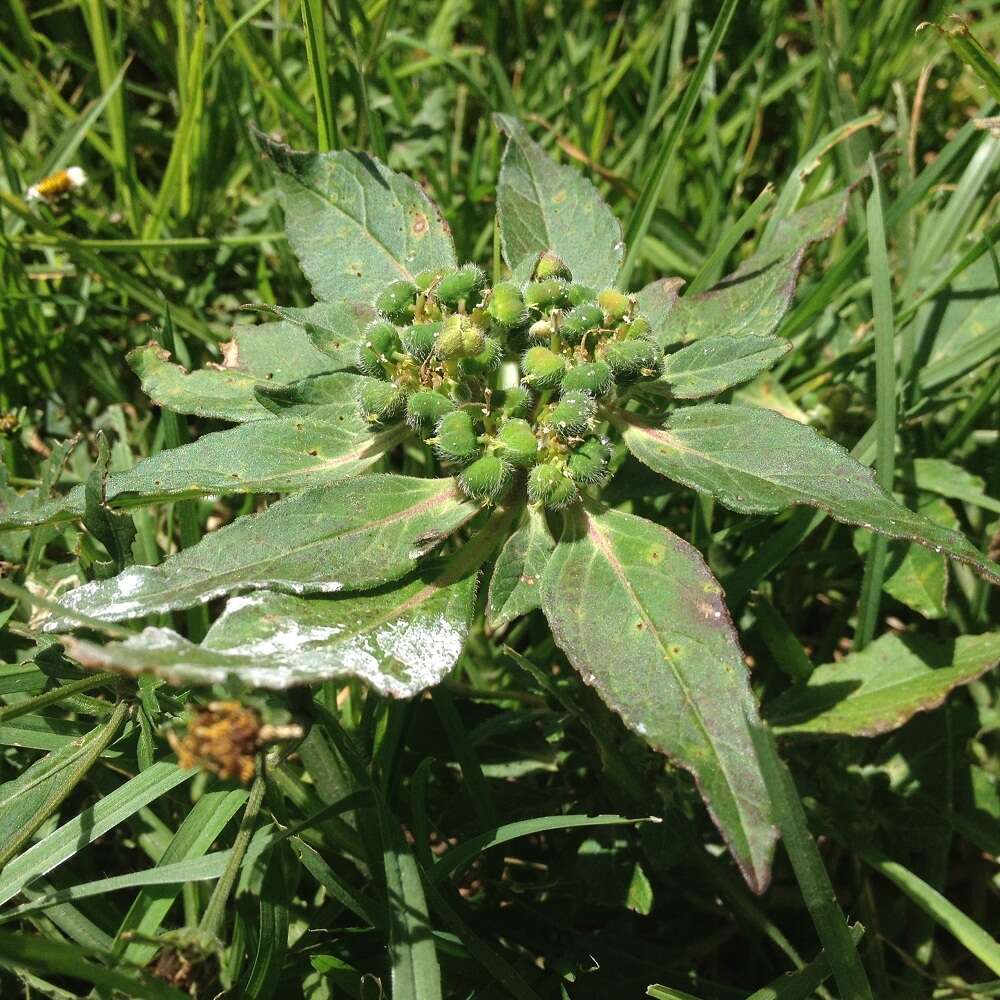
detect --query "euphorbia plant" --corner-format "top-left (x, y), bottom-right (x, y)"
top-left (15, 117), bottom-right (999, 894)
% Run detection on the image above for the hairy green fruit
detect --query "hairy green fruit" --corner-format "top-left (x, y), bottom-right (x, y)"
top-left (399, 321), bottom-right (440, 361)
top-left (566, 282), bottom-right (597, 306)
top-left (437, 265), bottom-right (487, 308)
top-left (487, 281), bottom-right (528, 327)
top-left (598, 288), bottom-right (629, 322)
top-left (433, 409), bottom-right (481, 464)
top-left (560, 303), bottom-right (604, 344)
top-left (521, 346), bottom-right (566, 388)
top-left (459, 454), bottom-right (511, 502)
top-left (406, 390), bottom-right (455, 430)
top-left (602, 337), bottom-right (662, 379)
top-left (534, 250), bottom-right (572, 281)
top-left (528, 462), bottom-right (579, 509)
top-left (567, 435), bottom-right (612, 483)
top-left (495, 386), bottom-right (533, 418)
top-left (495, 418), bottom-right (538, 466)
top-left (376, 279), bottom-right (418, 322)
top-left (461, 337), bottom-right (503, 376)
top-left (436, 315), bottom-right (486, 360)
top-left (623, 315), bottom-right (652, 340)
top-left (358, 379), bottom-right (405, 424)
top-left (414, 268), bottom-right (446, 291)
top-left (561, 360), bottom-right (614, 396)
top-left (545, 389), bottom-right (596, 437)
top-left (524, 278), bottom-right (568, 311)
top-left (527, 318), bottom-right (554, 342)
top-left (357, 321), bottom-right (400, 378)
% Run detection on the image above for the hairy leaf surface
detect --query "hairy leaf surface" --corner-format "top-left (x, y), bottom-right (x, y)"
top-left (256, 131), bottom-right (457, 305)
top-left (766, 632), bottom-right (1000, 736)
top-left (44, 477), bottom-right (477, 629)
top-left (486, 505), bottom-right (554, 629)
top-left (660, 335), bottom-right (791, 398)
top-left (128, 344), bottom-right (273, 423)
top-left (541, 505), bottom-right (777, 892)
top-left (495, 115), bottom-right (623, 288)
top-left (622, 405), bottom-right (1000, 584)
top-left (644, 191), bottom-right (849, 349)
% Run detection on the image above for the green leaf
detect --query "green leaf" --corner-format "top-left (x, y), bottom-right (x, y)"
top-left (230, 308), bottom-right (357, 382)
top-left (635, 277), bottom-right (684, 346)
top-left (621, 404), bottom-right (1000, 585)
top-left (766, 632), bottom-right (1000, 737)
top-left (541, 505), bottom-right (777, 893)
top-left (247, 300), bottom-right (371, 370)
top-left (660, 335), bottom-right (791, 399)
top-left (128, 342), bottom-right (274, 422)
top-left (0, 932), bottom-right (188, 1000)
top-left (913, 457), bottom-right (1000, 514)
top-left (62, 559), bottom-right (479, 695)
top-left (256, 130), bottom-right (457, 305)
top-left (2, 375), bottom-right (406, 530)
top-left (44, 476), bottom-right (476, 629)
top-left (494, 115), bottom-right (624, 288)
top-left (913, 253), bottom-right (1000, 389)
top-left (643, 192), bottom-right (849, 350)
top-left (83, 433), bottom-right (136, 577)
top-left (0, 761), bottom-right (192, 906)
top-left (854, 496), bottom-right (957, 619)
top-left (485, 505), bottom-right (554, 629)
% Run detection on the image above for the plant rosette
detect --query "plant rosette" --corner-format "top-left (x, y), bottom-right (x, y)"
top-left (14, 116), bottom-right (999, 895)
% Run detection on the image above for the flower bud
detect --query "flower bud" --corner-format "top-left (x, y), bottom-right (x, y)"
top-left (406, 390), bottom-right (455, 430)
top-left (433, 409), bottom-right (481, 464)
top-left (358, 379), bottom-right (405, 424)
top-left (528, 462), bottom-right (579, 509)
top-left (356, 321), bottom-right (400, 378)
top-left (459, 455), bottom-right (511, 502)
top-left (521, 346), bottom-right (566, 388)
top-left (486, 281), bottom-right (527, 328)
top-left (601, 337), bottom-right (661, 380)
top-left (495, 386), bottom-right (533, 418)
top-left (524, 278), bottom-right (569, 311)
top-left (561, 360), bottom-right (613, 396)
top-left (597, 288), bottom-right (629, 323)
top-left (544, 389), bottom-right (596, 438)
top-left (399, 321), bottom-right (440, 361)
top-left (560, 303), bottom-right (604, 344)
top-left (436, 315), bottom-right (486, 360)
top-left (375, 280), bottom-right (418, 323)
top-left (494, 418), bottom-right (538, 467)
top-left (567, 436), bottom-right (611, 483)
top-left (566, 283), bottom-right (597, 306)
top-left (534, 250), bottom-right (572, 281)
top-left (527, 318), bottom-right (554, 343)
top-left (436, 265), bottom-right (487, 309)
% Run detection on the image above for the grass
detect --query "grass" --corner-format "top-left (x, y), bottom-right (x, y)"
top-left (1, 1), bottom-right (999, 998)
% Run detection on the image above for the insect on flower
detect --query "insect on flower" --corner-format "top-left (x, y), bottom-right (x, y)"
top-left (25, 166), bottom-right (88, 203)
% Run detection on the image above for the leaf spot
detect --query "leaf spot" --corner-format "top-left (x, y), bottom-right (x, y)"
top-left (412, 212), bottom-right (429, 236)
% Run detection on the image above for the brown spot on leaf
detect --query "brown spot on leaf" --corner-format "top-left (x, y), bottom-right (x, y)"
top-left (412, 212), bottom-right (429, 236)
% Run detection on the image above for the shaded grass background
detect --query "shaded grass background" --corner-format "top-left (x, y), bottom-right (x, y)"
top-left (1, 1), bottom-right (999, 998)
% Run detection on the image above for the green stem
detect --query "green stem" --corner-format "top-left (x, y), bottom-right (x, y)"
top-left (0, 672), bottom-right (118, 724)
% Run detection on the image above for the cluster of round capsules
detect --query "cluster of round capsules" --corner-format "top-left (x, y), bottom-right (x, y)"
top-left (356, 251), bottom-right (662, 509)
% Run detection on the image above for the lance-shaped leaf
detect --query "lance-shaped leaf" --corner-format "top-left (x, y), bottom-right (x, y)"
top-left (59, 509), bottom-right (515, 693)
top-left (643, 191), bottom-right (849, 350)
top-left (43, 476), bottom-right (477, 630)
top-left (622, 404), bottom-right (1000, 585)
top-left (659, 335), bottom-right (791, 399)
top-left (486, 504), bottom-right (554, 629)
top-left (766, 632), bottom-right (1000, 737)
top-left (495, 115), bottom-right (623, 289)
top-left (541, 505), bottom-right (777, 893)
top-left (3, 375), bottom-right (405, 530)
top-left (255, 130), bottom-right (457, 305)
top-left (128, 344), bottom-right (274, 423)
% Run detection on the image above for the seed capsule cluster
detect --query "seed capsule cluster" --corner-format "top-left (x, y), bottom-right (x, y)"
top-left (356, 253), bottom-right (661, 508)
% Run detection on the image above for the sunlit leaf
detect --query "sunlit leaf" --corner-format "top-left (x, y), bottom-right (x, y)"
top-left (660, 335), bottom-right (791, 399)
top-left (541, 505), bottom-right (777, 892)
top-left (486, 505), bottom-right (554, 629)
